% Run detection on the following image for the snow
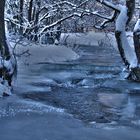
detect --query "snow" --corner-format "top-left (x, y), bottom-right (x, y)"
top-left (60, 31), bottom-right (107, 46)
top-left (16, 44), bottom-right (79, 64)
top-left (98, 0), bottom-right (120, 11)
top-left (121, 32), bottom-right (137, 68)
top-left (60, 31), bottom-right (121, 51)
top-left (134, 19), bottom-right (140, 32)
top-left (18, 100), bottom-right (65, 114)
top-left (0, 41), bottom-right (80, 97)
top-left (60, 30), bottom-right (139, 68)
top-left (115, 5), bottom-right (138, 68)
top-left (116, 5), bottom-right (128, 31)
top-left (0, 51), bottom-right (16, 81)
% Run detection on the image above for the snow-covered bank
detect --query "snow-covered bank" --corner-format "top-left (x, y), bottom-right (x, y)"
top-left (16, 44), bottom-right (79, 64)
top-left (60, 31), bottom-right (114, 47)
top-left (60, 31), bottom-right (135, 52)
top-left (11, 31), bottom-right (135, 66)
top-left (60, 31), bottom-right (117, 47)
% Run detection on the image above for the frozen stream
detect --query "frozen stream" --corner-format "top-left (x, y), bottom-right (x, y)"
top-left (0, 44), bottom-right (140, 140)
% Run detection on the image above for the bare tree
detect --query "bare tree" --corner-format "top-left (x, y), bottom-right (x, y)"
top-left (95, 0), bottom-right (140, 81)
top-left (5, 0), bottom-right (140, 82)
top-left (0, 0), bottom-right (10, 59)
top-left (19, 0), bottom-right (24, 34)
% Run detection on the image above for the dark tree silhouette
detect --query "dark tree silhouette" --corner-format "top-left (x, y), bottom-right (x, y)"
top-left (0, 0), bottom-right (16, 96)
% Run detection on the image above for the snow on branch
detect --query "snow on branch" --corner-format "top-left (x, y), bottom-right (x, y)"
top-left (96, 0), bottom-right (120, 11)
top-left (99, 11), bottom-right (117, 29)
top-left (79, 10), bottom-right (113, 20)
top-left (40, 0), bottom-right (89, 13)
top-left (40, 13), bottom-right (83, 34)
top-left (52, 0), bottom-right (89, 9)
top-left (39, 7), bottom-right (118, 35)
top-left (134, 19), bottom-right (140, 33)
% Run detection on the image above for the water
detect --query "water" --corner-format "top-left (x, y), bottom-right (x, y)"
top-left (0, 44), bottom-right (140, 140)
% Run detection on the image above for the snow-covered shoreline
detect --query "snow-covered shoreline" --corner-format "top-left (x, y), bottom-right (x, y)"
top-left (9, 31), bottom-right (136, 67)
top-left (15, 43), bottom-right (79, 65)
top-left (60, 32), bottom-right (106, 46)
top-left (60, 31), bottom-right (135, 50)
top-left (60, 31), bottom-right (119, 50)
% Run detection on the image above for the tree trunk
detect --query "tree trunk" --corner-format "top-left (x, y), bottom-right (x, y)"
top-left (0, 0), bottom-right (16, 90)
top-left (28, 0), bottom-right (34, 23)
top-left (33, 0), bottom-right (41, 42)
top-left (115, 0), bottom-right (140, 81)
top-left (19, 0), bottom-right (24, 35)
top-left (115, 31), bottom-right (130, 68)
top-left (133, 33), bottom-right (140, 64)
top-left (0, 0), bottom-right (10, 59)
top-left (133, 20), bottom-right (140, 64)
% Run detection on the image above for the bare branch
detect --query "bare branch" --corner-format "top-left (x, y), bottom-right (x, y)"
top-left (40, 13), bottom-right (83, 34)
top-left (94, 10), bottom-right (117, 29)
top-left (96, 0), bottom-right (120, 12)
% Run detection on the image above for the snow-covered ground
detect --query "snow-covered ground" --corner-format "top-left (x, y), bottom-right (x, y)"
top-left (15, 43), bottom-right (79, 65)
top-left (60, 31), bottom-right (107, 46)
top-left (1, 31), bottom-right (140, 140)
top-left (60, 31), bottom-right (134, 50)
top-left (0, 40), bottom-right (80, 97)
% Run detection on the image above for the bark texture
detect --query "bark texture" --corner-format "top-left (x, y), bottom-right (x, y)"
top-left (0, 0), bottom-right (16, 87)
top-left (133, 28), bottom-right (140, 64)
top-left (114, 0), bottom-right (140, 81)
top-left (0, 0), bottom-right (10, 59)
top-left (19, 0), bottom-right (24, 34)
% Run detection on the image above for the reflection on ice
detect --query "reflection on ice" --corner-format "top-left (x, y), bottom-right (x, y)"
top-left (122, 98), bottom-right (136, 119)
top-left (98, 93), bottom-right (128, 108)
